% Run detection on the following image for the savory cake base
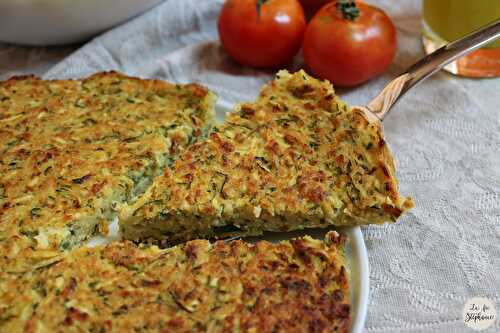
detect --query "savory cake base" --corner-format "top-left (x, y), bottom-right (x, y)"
top-left (0, 72), bottom-right (215, 273)
top-left (0, 232), bottom-right (350, 333)
top-left (120, 70), bottom-right (413, 244)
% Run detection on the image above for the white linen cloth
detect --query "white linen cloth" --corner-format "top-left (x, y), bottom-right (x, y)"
top-left (0, 1), bottom-right (499, 332)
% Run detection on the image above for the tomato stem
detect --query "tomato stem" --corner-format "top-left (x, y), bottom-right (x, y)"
top-left (256, 0), bottom-right (269, 19)
top-left (335, 0), bottom-right (360, 21)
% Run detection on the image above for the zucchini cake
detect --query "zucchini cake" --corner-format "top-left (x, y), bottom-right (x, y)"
top-left (0, 72), bottom-right (215, 272)
top-left (0, 232), bottom-right (350, 333)
top-left (121, 70), bottom-right (413, 243)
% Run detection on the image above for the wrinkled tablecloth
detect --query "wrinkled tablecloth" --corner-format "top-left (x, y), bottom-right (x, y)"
top-left (1, 1), bottom-right (499, 332)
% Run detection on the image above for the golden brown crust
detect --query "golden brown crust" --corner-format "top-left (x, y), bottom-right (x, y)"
top-left (121, 70), bottom-right (413, 243)
top-left (0, 72), bottom-right (356, 332)
top-left (0, 232), bottom-right (350, 333)
top-left (0, 72), bottom-right (215, 272)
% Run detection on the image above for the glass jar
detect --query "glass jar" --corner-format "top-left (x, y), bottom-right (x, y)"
top-left (422, 0), bottom-right (500, 77)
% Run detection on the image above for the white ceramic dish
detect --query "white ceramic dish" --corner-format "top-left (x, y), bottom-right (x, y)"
top-left (0, 0), bottom-right (163, 45)
top-left (88, 99), bottom-right (369, 333)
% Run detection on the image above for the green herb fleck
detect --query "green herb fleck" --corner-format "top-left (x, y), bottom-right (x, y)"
top-left (72, 174), bottom-right (91, 184)
top-left (30, 207), bottom-right (42, 219)
top-left (309, 142), bottom-right (320, 150)
top-left (60, 240), bottom-right (71, 250)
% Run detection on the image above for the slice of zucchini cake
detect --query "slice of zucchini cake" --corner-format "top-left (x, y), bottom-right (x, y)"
top-left (0, 72), bottom-right (215, 272)
top-left (0, 232), bottom-right (350, 333)
top-left (120, 70), bottom-right (413, 243)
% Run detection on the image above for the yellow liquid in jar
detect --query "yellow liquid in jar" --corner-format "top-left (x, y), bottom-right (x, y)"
top-left (423, 0), bottom-right (500, 49)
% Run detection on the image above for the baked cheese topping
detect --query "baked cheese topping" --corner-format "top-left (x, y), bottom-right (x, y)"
top-left (0, 232), bottom-right (350, 333)
top-left (121, 70), bottom-right (413, 243)
top-left (0, 72), bottom-right (215, 272)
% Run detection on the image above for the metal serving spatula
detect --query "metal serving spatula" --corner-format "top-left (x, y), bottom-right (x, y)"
top-left (357, 18), bottom-right (500, 124)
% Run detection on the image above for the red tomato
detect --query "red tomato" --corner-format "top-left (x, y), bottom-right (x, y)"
top-left (303, 1), bottom-right (396, 87)
top-left (218, 0), bottom-right (306, 68)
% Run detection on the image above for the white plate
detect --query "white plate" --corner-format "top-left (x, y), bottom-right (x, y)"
top-left (0, 0), bottom-right (163, 45)
top-left (87, 99), bottom-right (369, 333)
